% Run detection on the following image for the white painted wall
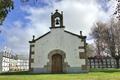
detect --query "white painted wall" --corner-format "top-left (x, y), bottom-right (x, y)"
top-left (0, 53), bottom-right (2, 73)
top-left (31, 28), bottom-right (85, 68)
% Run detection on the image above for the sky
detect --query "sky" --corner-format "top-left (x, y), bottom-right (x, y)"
top-left (0, 0), bottom-right (116, 55)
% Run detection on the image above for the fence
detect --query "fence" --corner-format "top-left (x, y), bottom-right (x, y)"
top-left (87, 57), bottom-right (120, 68)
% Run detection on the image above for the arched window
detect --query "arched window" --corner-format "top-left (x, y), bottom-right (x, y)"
top-left (55, 17), bottom-right (60, 27)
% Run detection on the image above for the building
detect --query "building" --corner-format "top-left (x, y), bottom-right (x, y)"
top-left (29, 10), bottom-right (88, 73)
top-left (0, 51), bottom-right (12, 72)
top-left (17, 55), bottom-right (29, 71)
top-left (0, 51), bottom-right (29, 73)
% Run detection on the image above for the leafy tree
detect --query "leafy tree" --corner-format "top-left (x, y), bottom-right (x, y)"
top-left (114, 0), bottom-right (120, 20)
top-left (0, 0), bottom-right (14, 25)
top-left (0, 0), bottom-right (39, 25)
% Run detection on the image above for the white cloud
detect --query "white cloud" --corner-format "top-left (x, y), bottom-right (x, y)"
top-left (1, 21), bottom-right (30, 54)
top-left (23, 0), bottom-right (112, 35)
top-left (1, 0), bottom-right (114, 54)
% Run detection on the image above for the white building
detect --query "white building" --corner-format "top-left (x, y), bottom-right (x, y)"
top-left (29, 10), bottom-right (88, 73)
top-left (0, 51), bottom-right (29, 73)
top-left (17, 55), bottom-right (29, 71)
top-left (0, 51), bottom-right (11, 72)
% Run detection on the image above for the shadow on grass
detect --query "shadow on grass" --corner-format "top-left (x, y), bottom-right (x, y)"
top-left (90, 68), bottom-right (120, 73)
top-left (1, 69), bottom-right (120, 75)
top-left (0, 71), bottom-right (70, 75)
top-left (0, 71), bottom-right (89, 75)
top-left (0, 71), bottom-right (48, 75)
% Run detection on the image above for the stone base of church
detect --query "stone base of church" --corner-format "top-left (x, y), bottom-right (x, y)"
top-left (30, 68), bottom-right (50, 73)
top-left (65, 67), bottom-right (88, 73)
top-left (30, 67), bottom-right (88, 73)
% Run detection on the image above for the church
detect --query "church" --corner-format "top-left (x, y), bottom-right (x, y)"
top-left (29, 10), bottom-right (88, 73)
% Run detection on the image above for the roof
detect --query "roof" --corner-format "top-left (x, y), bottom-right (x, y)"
top-left (64, 30), bottom-right (86, 39)
top-left (29, 30), bottom-right (86, 43)
top-left (29, 31), bottom-right (51, 43)
top-left (17, 55), bottom-right (29, 60)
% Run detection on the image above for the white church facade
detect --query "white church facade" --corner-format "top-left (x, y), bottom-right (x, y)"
top-left (29, 10), bottom-right (88, 73)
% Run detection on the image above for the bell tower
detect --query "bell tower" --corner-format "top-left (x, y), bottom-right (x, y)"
top-left (50, 9), bottom-right (65, 29)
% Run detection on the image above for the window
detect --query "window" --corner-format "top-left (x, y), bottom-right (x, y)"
top-left (79, 52), bottom-right (86, 59)
top-left (31, 51), bottom-right (35, 54)
top-left (31, 58), bottom-right (34, 63)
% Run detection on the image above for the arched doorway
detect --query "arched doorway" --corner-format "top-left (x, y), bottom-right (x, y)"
top-left (52, 54), bottom-right (62, 73)
top-left (46, 49), bottom-right (70, 73)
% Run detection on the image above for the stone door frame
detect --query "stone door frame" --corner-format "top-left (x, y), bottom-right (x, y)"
top-left (45, 49), bottom-right (70, 73)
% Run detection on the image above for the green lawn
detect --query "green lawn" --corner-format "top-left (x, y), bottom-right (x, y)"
top-left (0, 70), bottom-right (120, 80)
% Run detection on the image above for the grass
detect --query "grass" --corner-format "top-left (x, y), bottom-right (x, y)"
top-left (0, 69), bottom-right (120, 80)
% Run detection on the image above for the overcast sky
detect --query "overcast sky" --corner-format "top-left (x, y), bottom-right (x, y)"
top-left (0, 0), bottom-right (116, 55)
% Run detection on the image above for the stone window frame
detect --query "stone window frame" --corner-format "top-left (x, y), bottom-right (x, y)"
top-left (31, 58), bottom-right (34, 63)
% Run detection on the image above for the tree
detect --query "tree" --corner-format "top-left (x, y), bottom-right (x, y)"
top-left (0, 0), bottom-right (14, 25)
top-left (91, 21), bottom-right (120, 68)
top-left (90, 22), bottom-right (108, 57)
top-left (86, 44), bottom-right (96, 57)
top-left (109, 21), bottom-right (120, 68)
top-left (114, 0), bottom-right (120, 20)
top-left (0, 0), bottom-right (39, 25)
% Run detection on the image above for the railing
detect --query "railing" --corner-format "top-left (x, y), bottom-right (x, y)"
top-left (87, 57), bottom-right (120, 68)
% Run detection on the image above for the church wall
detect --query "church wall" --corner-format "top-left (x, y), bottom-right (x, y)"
top-left (0, 54), bottom-right (2, 73)
top-left (30, 28), bottom-right (86, 73)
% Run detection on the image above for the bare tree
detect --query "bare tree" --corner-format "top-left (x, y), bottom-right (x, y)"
top-left (90, 22), bottom-right (107, 57)
top-left (86, 44), bottom-right (96, 57)
top-left (110, 21), bottom-right (120, 68)
top-left (90, 21), bottom-right (120, 68)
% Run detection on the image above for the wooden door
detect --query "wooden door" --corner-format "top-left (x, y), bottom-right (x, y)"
top-left (52, 54), bottom-right (62, 73)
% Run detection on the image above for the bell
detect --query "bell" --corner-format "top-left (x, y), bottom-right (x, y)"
top-left (56, 19), bottom-right (59, 25)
